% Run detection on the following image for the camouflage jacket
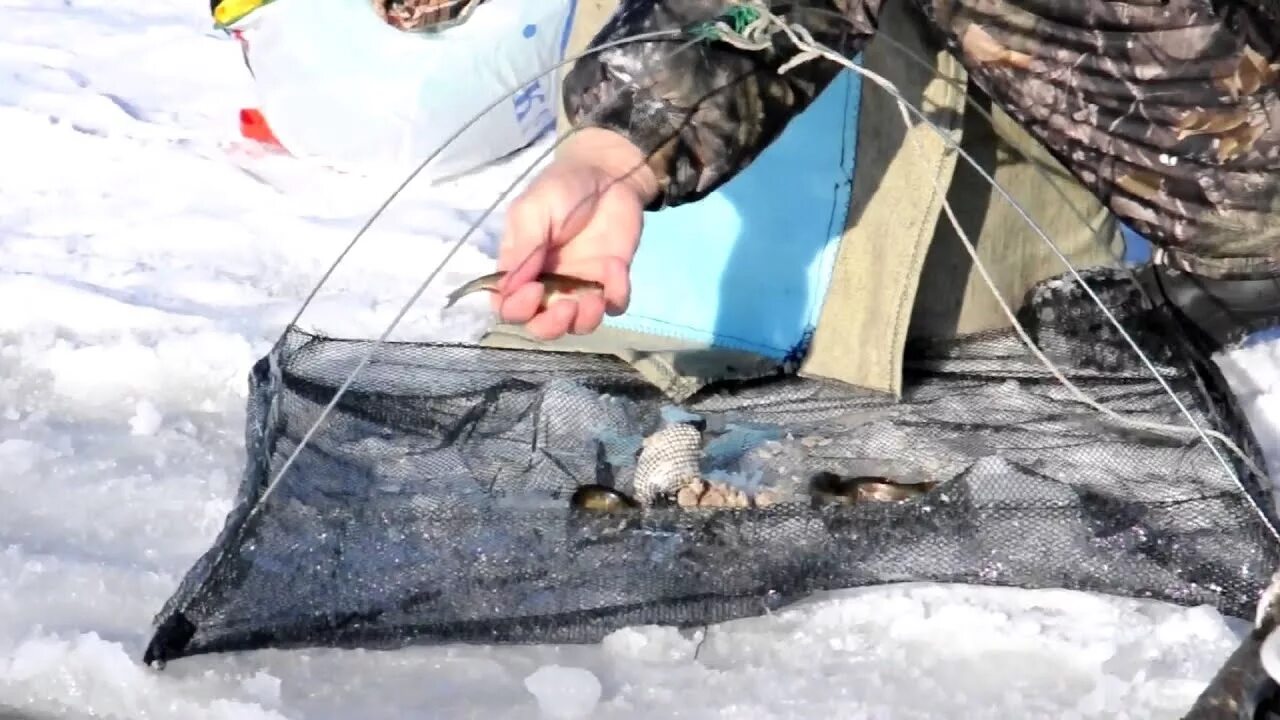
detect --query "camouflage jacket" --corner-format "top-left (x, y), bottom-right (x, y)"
top-left (372, 0), bottom-right (489, 32)
top-left (563, 0), bottom-right (1280, 278)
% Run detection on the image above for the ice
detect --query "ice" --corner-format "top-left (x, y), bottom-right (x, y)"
top-left (129, 400), bottom-right (163, 437)
top-left (524, 666), bottom-right (603, 719)
top-left (0, 0), bottom-right (1278, 718)
top-left (601, 626), bottom-right (701, 665)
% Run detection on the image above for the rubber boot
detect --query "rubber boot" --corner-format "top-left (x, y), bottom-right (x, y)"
top-left (1134, 262), bottom-right (1280, 358)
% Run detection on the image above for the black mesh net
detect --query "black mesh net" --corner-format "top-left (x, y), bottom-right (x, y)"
top-left (142, 267), bottom-right (1280, 666)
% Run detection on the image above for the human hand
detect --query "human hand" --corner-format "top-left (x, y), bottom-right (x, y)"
top-left (494, 128), bottom-right (658, 340)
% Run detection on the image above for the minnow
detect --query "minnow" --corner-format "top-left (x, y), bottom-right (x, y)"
top-left (442, 271), bottom-right (604, 310)
top-left (809, 471), bottom-right (936, 506)
top-left (570, 484), bottom-right (640, 513)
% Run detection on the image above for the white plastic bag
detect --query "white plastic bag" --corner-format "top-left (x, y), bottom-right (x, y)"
top-left (228, 0), bottom-right (574, 179)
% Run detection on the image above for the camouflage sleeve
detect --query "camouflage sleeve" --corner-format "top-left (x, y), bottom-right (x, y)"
top-left (908, 0), bottom-right (1280, 277)
top-left (561, 0), bottom-right (882, 210)
top-left (563, 0), bottom-right (1280, 275)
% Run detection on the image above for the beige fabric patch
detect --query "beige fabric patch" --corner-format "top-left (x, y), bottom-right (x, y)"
top-left (479, 323), bottom-right (781, 402)
top-left (906, 96), bottom-right (1122, 342)
top-left (797, 7), bottom-right (968, 397)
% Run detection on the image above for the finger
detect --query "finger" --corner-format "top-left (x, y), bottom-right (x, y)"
top-left (599, 254), bottom-right (631, 315)
top-left (501, 244), bottom-right (552, 301)
top-left (497, 169), bottom-right (600, 278)
top-left (552, 175), bottom-right (606, 245)
top-left (526, 300), bottom-right (579, 340)
top-left (497, 200), bottom-right (551, 293)
top-left (551, 254), bottom-right (632, 314)
top-left (496, 281), bottom-right (546, 324)
top-left (571, 293), bottom-right (607, 335)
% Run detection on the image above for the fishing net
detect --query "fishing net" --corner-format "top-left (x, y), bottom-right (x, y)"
top-left (142, 266), bottom-right (1280, 665)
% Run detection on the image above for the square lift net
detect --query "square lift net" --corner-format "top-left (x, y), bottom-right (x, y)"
top-left (143, 267), bottom-right (1280, 665)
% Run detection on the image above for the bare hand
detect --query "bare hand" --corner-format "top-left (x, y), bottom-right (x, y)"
top-left (494, 128), bottom-right (658, 340)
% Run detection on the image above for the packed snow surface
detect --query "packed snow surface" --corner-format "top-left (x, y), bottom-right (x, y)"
top-left (3, 1), bottom-right (1280, 718)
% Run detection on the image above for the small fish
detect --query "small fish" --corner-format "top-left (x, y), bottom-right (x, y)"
top-left (442, 271), bottom-right (604, 310)
top-left (570, 485), bottom-right (640, 513)
top-left (809, 471), bottom-right (935, 506)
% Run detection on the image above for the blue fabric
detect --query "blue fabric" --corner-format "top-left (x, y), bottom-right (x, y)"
top-left (558, 0), bottom-right (577, 56)
top-left (1120, 224), bottom-right (1152, 264)
top-left (1243, 326), bottom-right (1280, 348)
top-left (601, 66), bottom-right (863, 360)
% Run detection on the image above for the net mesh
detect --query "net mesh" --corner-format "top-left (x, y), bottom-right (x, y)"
top-left (143, 267), bottom-right (1280, 665)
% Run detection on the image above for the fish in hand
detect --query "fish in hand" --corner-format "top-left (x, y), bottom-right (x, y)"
top-left (442, 271), bottom-right (604, 311)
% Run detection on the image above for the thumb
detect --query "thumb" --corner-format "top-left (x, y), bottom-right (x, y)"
top-left (497, 168), bottom-right (603, 292)
top-left (496, 200), bottom-right (549, 298)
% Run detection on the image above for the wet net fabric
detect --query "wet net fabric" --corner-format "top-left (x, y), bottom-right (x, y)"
top-left (144, 267), bottom-right (1280, 664)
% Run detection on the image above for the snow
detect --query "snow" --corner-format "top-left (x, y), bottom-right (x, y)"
top-left (524, 666), bottom-right (603, 719)
top-left (1, 1), bottom-right (1279, 718)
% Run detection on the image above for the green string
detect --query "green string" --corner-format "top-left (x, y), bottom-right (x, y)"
top-left (720, 4), bottom-right (762, 32)
top-left (687, 3), bottom-right (763, 41)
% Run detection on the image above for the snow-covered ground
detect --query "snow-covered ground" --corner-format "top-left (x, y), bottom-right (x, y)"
top-left (3, 1), bottom-right (1280, 718)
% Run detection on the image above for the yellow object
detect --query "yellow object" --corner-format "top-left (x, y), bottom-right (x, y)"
top-left (213, 0), bottom-right (268, 27)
